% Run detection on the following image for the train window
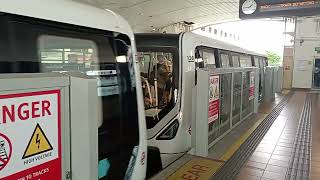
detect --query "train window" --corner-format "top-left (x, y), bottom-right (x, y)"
top-left (137, 51), bottom-right (177, 129)
top-left (263, 58), bottom-right (268, 67)
top-left (240, 55), bottom-right (252, 67)
top-left (138, 52), bottom-right (152, 74)
top-left (254, 56), bottom-right (260, 67)
top-left (220, 53), bottom-right (230, 67)
top-left (39, 35), bottom-right (98, 72)
top-left (232, 55), bottom-right (240, 67)
top-left (0, 14), bottom-right (139, 179)
top-left (202, 49), bottom-right (216, 68)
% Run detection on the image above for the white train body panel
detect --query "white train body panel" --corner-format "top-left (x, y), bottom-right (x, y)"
top-left (1, 1), bottom-right (147, 179)
top-left (142, 32), bottom-right (266, 169)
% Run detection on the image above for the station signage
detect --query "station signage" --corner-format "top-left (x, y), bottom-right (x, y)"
top-left (208, 75), bottom-right (220, 124)
top-left (0, 90), bottom-right (61, 180)
top-left (240, 0), bottom-right (320, 19)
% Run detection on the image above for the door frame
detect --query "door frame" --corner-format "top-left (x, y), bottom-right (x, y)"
top-left (312, 57), bottom-right (320, 90)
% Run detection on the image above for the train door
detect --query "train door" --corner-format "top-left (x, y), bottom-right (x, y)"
top-left (283, 47), bottom-right (294, 89)
top-left (313, 58), bottom-right (320, 89)
top-left (253, 56), bottom-right (263, 101)
top-left (259, 57), bottom-right (267, 100)
top-left (0, 13), bottom-right (144, 179)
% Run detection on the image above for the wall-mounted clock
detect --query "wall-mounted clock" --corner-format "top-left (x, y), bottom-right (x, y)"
top-left (242, 0), bottom-right (257, 15)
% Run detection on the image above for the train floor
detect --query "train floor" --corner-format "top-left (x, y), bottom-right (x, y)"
top-left (150, 90), bottom-right (320, 180)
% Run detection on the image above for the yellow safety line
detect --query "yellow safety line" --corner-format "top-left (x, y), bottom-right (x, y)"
top-left (220, 113), bottom-right (268, 161)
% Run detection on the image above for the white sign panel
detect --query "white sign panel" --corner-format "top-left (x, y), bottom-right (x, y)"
top-left (0, 90), bottom-right (61, 180)
top-left (208, 75), bottom-right (220, 124)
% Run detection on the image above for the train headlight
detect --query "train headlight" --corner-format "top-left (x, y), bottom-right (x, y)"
top-left (156, 120), bottom-right (179, 140)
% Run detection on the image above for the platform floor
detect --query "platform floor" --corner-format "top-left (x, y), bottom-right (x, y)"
top-left (150, 90), bottom-right (320, 180)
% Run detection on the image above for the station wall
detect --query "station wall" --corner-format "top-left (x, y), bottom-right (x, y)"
top-left (293, 16), bottom-right (320, 88)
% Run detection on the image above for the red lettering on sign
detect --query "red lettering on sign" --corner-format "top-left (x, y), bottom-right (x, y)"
top-left (0, 100), bottom-right (52, 124)
top-left (32, 101), bottom-right (40, 118)
top-left (42, 100), bottom-right (51, 116)
top-left (18, 103), bottom-right (29, 120)
top-left (2, 105), bottom-right (15, 123)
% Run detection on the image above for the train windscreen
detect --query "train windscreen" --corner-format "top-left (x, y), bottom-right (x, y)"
top-left (0, 14), bottom-right (139, 179)
top-left (137, 51), bottom-right (178, 129)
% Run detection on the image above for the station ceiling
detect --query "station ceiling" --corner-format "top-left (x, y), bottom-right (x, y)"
top-left (74, 0), bottom-right (240, 32)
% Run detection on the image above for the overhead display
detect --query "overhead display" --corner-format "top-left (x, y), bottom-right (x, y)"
top-left (240, 0), bottom-right (320, 19)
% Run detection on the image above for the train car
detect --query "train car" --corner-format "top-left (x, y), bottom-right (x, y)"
top-left (0, 1), bottom-right (147, 179)
top-left (135, 32), bottom-right (267, 176)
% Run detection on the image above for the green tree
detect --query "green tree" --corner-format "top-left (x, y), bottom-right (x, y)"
top-left (266, 51), bottom-right (281, 65)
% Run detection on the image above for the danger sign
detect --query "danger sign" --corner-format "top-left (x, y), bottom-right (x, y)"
top-left (0, 90), bottom-right (61, 180)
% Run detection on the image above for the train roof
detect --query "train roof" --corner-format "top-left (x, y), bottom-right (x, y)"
top-left (0, 0), bottom-right (134, 38)
top-left (183, 32), bottom-right (267, 57)
top-left (135, 32), bottom-right (266, 58)
top-left (135, 33), bottom-right (180, 48)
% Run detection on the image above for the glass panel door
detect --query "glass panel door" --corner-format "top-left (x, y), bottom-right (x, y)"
top-left (313, 59), bottom-right (320, 89)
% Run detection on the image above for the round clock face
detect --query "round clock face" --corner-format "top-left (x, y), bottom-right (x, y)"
top-left (242, 0), bottom-right (257, 15)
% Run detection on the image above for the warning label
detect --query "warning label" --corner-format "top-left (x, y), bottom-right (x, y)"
top-left (0, 90), bottom-right (61, 180)
top-left (22, 124), bottom-right (53, 159)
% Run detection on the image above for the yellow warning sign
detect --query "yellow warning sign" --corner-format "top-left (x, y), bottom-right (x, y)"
top-left (22, 124), bottom-right (53, 159)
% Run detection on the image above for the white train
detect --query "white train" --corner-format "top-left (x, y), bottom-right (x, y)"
top-left (0, 1), bottom-right (147, 179)
top-left (135, 32), bottom-right (267, 177)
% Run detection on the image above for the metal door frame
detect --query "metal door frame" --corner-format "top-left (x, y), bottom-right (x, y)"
top-left (312, 57), bottom-right (320, 90)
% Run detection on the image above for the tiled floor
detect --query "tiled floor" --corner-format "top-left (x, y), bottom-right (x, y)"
top-left (150, 91), bottom-right (320, 180)
top-left (151, 93), bottom-right (286, 180)
top-left (208, 93), bottom-right (285, 160)
top-left (237, 91), bottom-right (307, 180)
top-left (310, 92), bottom-right (320, 180)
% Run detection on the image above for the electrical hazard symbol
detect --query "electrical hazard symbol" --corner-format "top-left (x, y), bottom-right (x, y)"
top-left (22, 124), bottom-right (53, 159)
top-left (0, 133), bottom-right (12, 171)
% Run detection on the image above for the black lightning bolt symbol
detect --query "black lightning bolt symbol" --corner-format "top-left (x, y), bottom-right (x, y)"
top-left (36, 134), bottom-right (40, 149)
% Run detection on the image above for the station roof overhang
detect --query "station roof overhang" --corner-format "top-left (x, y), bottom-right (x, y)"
top-left (74, 0), bottom-right (240, 32)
